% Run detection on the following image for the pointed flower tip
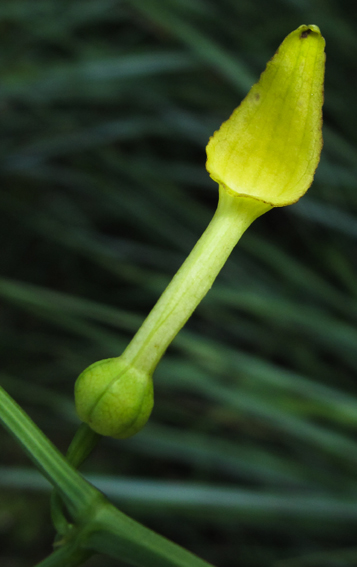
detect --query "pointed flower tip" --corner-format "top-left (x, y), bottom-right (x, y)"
top-left (206, 25), bottom-right (325, 207)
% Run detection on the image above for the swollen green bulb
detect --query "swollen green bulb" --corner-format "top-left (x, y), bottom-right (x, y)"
top-left (74, 357), bottom-right (153, 439)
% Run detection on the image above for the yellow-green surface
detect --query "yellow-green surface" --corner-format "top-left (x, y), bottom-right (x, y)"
top-left (206, 25), bottom-right (325, 205)
top-left (75, 357), bottom-right (154, 438)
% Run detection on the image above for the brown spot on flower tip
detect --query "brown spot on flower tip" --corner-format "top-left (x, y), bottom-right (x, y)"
top-left (300, 29), bottom-right (312, 39)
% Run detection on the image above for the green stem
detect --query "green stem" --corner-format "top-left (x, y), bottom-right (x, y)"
top-left (0, 385), bottom-right (101, 519)
top-left (83, 502), bottom-right (216, 567)
top-left (123, 187), bottom-right (271, 374)
top-left (50, 424), bottom-right (101, 534)
top-left (66, 423), bottom-right (101, 469)
top-left (0, 386), bottom-right (216, 566)
top-left (34, 540), bottom-right (92, 567)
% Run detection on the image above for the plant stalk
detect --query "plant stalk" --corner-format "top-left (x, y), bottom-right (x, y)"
top-left (122, 187), bottom-right (271, 374)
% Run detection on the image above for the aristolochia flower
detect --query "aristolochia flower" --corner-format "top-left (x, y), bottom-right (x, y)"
top-left (75, 25), bottom-right (325, 439)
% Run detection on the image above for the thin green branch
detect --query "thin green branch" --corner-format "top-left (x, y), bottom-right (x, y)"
top-left (0, 385), bottom-right (100, 518)
top-left (83, 502), bottom-right (216, 567)
top-left (0, 386), bottom-right (216, 567)
top-left (34, 540), bottom-right (92, 567)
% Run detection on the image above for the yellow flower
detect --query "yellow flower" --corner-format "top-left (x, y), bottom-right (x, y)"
top-left (74, 25), bottom-right (325, 440)
top-left (206, 25), bottom-right (325, 206)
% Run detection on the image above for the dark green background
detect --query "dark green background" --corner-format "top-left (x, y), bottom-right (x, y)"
top-left (1, 1), bottom-right (357, 566)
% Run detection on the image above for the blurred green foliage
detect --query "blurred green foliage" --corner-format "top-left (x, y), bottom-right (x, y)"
top-left (1, 0), bottom-right (357, 566)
